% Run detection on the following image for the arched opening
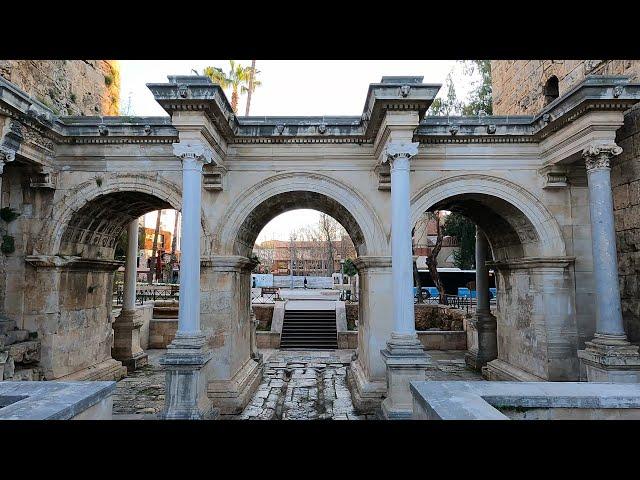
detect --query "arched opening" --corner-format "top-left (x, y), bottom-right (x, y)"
top-left (235, 191), bottom-right (366, 258)
top-left (411, 186), bottom-right (578, 382)
top-left (27, 190), bottom-right (185, 381)
top-left (544, 75), bottom-right (560, 106)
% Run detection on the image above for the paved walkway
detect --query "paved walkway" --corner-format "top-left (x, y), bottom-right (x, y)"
top-left (111, 348), bottom-right (483, 420)
top-left (232, 349), bottom-right (372, 420)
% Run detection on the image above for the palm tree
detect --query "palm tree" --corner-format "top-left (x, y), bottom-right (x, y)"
top-left (201, 61), bottom-right (261, 114)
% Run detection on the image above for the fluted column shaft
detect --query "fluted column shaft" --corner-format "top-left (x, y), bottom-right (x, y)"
top-left (475, 227), bottom-right (490, 314)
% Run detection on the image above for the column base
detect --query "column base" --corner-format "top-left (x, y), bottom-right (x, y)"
top-left (347, 358), bottom-right (386, 414)
top-left (482, 358), bottom-right (545, 382)
top-left (464, 311), bottom-right (497, 371)
top-left (578, 335), bottom-right (640, 383)
top-left (160, 332), bottom-right (216, 420)
top-left (380, 332), bottom-right (433, 420)
top-left (112, 309), bottom-right (148, 373)
top-left (208, 357), bottom-right (264, 415)
top-left (55, 358), bottom-right (127, 382)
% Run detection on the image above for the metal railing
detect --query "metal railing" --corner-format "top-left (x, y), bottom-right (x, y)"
top-left (113, 285), bottom-right (179, 306)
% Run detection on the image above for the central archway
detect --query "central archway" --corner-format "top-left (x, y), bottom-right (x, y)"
top-left (215, 172), bottom-right (388, 258)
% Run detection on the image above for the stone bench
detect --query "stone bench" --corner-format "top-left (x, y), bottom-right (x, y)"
top-left (0, 381), bottom-right (116, 420)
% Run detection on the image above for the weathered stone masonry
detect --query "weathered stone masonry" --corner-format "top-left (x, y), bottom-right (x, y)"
top-left (491, 60), bottom-right (640, 343)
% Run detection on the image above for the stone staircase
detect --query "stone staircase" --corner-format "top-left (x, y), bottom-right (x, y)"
top-left (0, 317), bottom-right (41, 381)
top-left (280, 310), bottom-right (338, 350)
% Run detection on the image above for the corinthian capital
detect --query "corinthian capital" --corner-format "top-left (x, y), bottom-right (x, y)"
top-left (582, 143), bottom-right (623, 171)
top-left (383, 141), bottom-right (419, 169)
top-left (172, 142), bottom-right (214, 169)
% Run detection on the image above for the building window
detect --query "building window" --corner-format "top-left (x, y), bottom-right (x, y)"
top-left (544, 76), bottom-right (559, 105)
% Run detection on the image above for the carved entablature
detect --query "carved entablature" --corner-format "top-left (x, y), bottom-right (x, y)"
top-left (202, 163), bottom-right (227, 191)
top-left (374, 162), bottom-right (391, 191)
top-left (539, 165), bottom-right (569, 189)
top-left (29, 166), bottom-right (56, 189)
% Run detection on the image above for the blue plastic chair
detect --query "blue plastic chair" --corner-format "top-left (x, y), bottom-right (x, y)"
top-left (458, 287), bottom-right (471, 298)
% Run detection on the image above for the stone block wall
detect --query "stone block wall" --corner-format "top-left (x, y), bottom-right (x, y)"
top-left (0, 60), bottom-right (120, 116)
top-left (492, 60), bottom-right (640, 343)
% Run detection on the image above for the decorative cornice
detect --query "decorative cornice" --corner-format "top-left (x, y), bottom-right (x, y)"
top-left (24, 255), bottom-right (123, 271)
top-left (582, 142), bottom-right (623, 171)
top-left (353, 256), bottom-right (392, 271)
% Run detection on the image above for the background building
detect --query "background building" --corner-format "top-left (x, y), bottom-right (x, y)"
top-left (491, 60), bottom-right (640, 342)
top-left (254, 236), bottom-right (356, 276)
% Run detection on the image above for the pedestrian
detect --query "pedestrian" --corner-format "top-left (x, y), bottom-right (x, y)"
top-left (304, 277), bottom-right (308, 289)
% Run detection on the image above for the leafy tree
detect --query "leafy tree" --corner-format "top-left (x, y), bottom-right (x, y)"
top-left (461, 60), bottom-right (492, 116)
top-left (343, 258), bottom-right (357, 277)
top-left (428, 60), bottom-right (492, 116)
top-left (443, 213), bottom-right (476, 269)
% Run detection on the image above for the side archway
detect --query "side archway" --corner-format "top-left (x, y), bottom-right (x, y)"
top-left (410, 174), bottom-right (566, 260)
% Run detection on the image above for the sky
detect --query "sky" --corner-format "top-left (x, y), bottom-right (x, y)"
top-left (120, 60), bottom-right (475, 242)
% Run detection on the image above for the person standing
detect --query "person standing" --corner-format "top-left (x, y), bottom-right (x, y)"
top-left (304, 277), bottom-right (308, 289)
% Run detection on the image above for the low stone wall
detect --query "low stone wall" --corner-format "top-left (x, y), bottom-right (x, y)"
top-left (147, 301), bottom-right (178, 349)
top-left (256, 331), bottom-right (280, 349)
top-left (415, 304), bottom-right (466, 331)
top-left (148, 319), bottom-right (178, 349)
top-left (411, 381), bottom-right (640, 420)
top-left (253, 304), bottom-right (274, 331)
top-left (137, 303), bottom-right (154, 350)
top-left (346, 303), bottom-right (358, 330)
top-left (338, 331), bottom-right (358, 349)
top-left (417, 331), bottom-right (467, 350)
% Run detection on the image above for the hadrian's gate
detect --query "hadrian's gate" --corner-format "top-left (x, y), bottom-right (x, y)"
top-left (2, 73), bottom-right (640, 415)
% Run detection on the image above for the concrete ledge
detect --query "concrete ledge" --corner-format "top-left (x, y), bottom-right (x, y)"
top-left (410, 381), bottom-right (640, 420)
top-left (0, 381), bottom-right (116, 419)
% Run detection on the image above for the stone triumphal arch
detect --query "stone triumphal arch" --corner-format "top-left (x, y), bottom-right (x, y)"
top-left (2, 73), bottom-right (640, 418)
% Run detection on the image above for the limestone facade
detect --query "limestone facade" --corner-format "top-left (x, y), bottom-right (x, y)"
top-left (492, 60), bottom-right (640, 343)
top-left (2, 70), bottom-right (640, 413)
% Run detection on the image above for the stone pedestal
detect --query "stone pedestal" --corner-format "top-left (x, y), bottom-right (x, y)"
top-left (348, 256), bottom-right (392, 413)
top-left (380, 333), bottom-right (432, 420)
top-left (465, 312), bottom-right (498, 371)
top-left (578, 337), bottom-right (640, 383)
top-left (160, 332), bottom-right (216, 420)
top-left (112, 308), bottom-right (148, 372)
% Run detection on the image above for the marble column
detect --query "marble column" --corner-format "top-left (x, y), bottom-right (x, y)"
top-left (578, 142), bottom-right (640, 382)
top-left (161, 142), bottom-right (215, 419)
top-left (380, 141), bottom-right (431, 419)
top-left (112, 219), bottom-right (148, 371)
top-left (465, 227), bottom-right (497, 370)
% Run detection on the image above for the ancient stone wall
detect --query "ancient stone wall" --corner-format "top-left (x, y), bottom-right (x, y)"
top-left (491, 60), bottom-right (640, 116)
top-left (0, 60), bottom-right (119, 116)
top-left (492, 60), bottom-right (640, 343)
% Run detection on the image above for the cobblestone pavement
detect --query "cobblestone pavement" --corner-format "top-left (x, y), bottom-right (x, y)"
top-left (112, 349), bottom-right (165, 419)
top-left (112, 348), bottom-right (482, 420)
